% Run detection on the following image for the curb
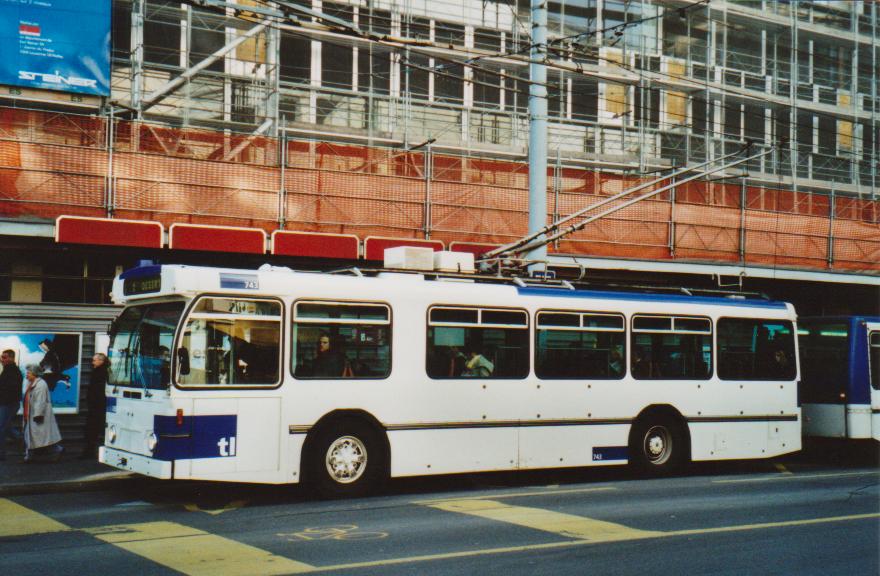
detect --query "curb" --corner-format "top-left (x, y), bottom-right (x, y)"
top-left (0, 472), bottom-right (138, 496)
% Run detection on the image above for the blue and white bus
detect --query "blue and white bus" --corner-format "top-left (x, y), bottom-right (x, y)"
top-left (798, 316), bottom-right (880, 441)
top-left (99, 263), bottom-right (801, 495)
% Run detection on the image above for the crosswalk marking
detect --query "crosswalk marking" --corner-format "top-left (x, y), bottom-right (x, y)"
top-left (0, 498), bottom-right (71, 538)
top-left (85, 521), bottom-right (315, 576)
top-left (425, 498), bottom-right (662, 542)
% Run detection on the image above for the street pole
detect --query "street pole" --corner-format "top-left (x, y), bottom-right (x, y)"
top-left (527, 0), bottom-right (548, 265)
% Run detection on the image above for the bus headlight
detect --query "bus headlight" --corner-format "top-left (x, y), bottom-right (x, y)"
top-left (147, 432), bottom-right (158, 453)
top-left (107, 424), bottom-right (117, 444)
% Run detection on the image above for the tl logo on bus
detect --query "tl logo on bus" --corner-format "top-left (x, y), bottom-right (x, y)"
top-left (217, 436), bottom-right (237, 457)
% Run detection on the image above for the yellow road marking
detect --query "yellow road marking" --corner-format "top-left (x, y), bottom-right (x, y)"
top-left (0, 498), bottom-right (71, 538)
top-left (313, 512), bottom-right (880, 573)
top-left (85, 521), bottom-right (315, 576)
top-left (416, 486), bottom-right (616, 504)
top-left (714, 470), bottom-right (878, 484)
top-left (425, 499), bottom-right (661, 542)
top-left (184, 500), bottom-right (248, 515)
top-left (773, 463), bottom-right (792, 475)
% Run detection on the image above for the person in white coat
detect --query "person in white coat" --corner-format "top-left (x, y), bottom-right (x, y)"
top-left (22, 364), bottom-right (63, 463)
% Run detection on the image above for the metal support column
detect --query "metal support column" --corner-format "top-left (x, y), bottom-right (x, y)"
top-left (668, 176), bottom-right (676, 258)
top-left (279, 132), bottom-right (287, 229)
top-left (424, 143), bottom-right (433, 239)
top-left (106, 108), bottom-right (116, 218)
top-left (527, 0), bottom-right (548, 264)
top-left (827, 188), bottom-right (835, 268)
top-left (739, 175), bottom-right (746, 264)
top-left (130, 0), bottom-right (145, 117)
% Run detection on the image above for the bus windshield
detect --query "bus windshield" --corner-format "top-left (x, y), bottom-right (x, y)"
top-left (109, 301), bottom-right (185, 390)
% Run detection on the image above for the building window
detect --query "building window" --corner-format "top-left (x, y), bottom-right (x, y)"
top-left (280, 32), bottom-right (311, 84)
top-left (427, 306), bottom-right (529, 379)
top-left (536, 312), bottom-right (625, 379)
top-left (292, 301), bottom-right (391, 379)
top-left (144, 1), bottom-right (182, 67)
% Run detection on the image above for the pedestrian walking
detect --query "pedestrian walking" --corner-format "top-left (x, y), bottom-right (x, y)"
top-left (0, 349), bottom-right (24, 461)
top-left (80, 353), bottom-right (109, 459)
top-left (22, 364), bottom-right (63, 463)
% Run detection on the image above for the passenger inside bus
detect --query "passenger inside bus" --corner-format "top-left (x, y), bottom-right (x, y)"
top-left (311, 333), bottom-right (350, 378)
top-left (462, 350), bottom-right (494, 377)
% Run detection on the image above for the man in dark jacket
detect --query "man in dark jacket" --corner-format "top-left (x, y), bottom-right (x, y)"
top-left (0, 349), bottom-right (24, 461)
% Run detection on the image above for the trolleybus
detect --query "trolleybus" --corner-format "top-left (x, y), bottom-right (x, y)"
top-left (798, 316), bottom-right (880, 441)
top-left (100, 262), bottom-right (801, 495)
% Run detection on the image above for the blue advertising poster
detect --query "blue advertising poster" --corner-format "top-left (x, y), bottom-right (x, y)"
top-left (0, 0), bottom-right (111, 96)
top-left (0, 331), bottom-right (82, 414)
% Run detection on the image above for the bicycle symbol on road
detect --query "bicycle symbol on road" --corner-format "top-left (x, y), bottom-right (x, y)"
top-left (278, 524), bottom-right (388, 542)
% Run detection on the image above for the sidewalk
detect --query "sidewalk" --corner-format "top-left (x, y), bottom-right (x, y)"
top-left (0, 439), bottom-right (135, 496)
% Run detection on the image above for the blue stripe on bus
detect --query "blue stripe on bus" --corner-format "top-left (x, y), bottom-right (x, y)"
top-left (220, 273), bottom-right (260, 290)
top-left (849, 318), bottom-right (871, 405)
top-left (106, 397), bottom-right (117, 413)
top-left (152, 415), bottom-right (237, 462)
top-left (119, 265), bottom-right (163, 279)
top-left (592, 446), bottom-right (628, 462)
top-left (516, 287), bottom-right (788, 309)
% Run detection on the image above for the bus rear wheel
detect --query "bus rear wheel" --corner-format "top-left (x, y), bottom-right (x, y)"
top-left (310, 419), bottom-right (386, 497)
top-left (629, 415), bottom-right (688, 476)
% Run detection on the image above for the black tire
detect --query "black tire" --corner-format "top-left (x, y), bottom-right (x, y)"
top-left (308, 418), bottom-right (386, 498)
top-left (629, 414), bottom-right (689, 476)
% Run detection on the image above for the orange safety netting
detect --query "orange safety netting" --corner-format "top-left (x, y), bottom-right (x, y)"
top-left (0, 106), bottom-right (877, 272)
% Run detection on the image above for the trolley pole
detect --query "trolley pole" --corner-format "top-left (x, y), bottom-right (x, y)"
top-left (527, 0), bottom-right (548, 265)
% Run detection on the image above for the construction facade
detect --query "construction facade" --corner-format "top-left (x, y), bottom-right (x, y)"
top-left (0, 0), bottom-right (878, 316)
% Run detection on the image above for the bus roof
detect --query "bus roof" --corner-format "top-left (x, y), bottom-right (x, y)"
top-left (113, 263), bottom-right (794, 313)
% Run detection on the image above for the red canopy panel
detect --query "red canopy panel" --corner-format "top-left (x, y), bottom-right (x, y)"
top-left (271, 230), bottom-right (360, 259)
top-left (55, 216), bottom-right (163, 249)
top-left (363, 236), bottom-right (444, 261)
top-left (448, 242), bottom-right (501, 258)
top-left (169, 224), bottom-right (266, 254)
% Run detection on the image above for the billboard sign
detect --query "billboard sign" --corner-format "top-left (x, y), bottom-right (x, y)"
top-left (0, 0), bottom-right (111, 96)
top-left (0, 331), bottom-right (82, 414)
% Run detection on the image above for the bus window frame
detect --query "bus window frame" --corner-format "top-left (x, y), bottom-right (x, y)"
top-left (535, 309), bottom-right (626, 380)
top-left (426, 304), bottom-right (530, 380)
top-left (174, 293), bottom-right (285, 390)
top-left (291, 298), bottom-right (393, 381)
top-left (630, 313), bottom-right (714, 380)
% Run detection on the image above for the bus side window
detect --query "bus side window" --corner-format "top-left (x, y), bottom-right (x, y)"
top-left (426, 307), bottom-right (529, 379)
top-left (718, 318), bottom-right (796, 381)
top-left (292, 302), bottom-right (391, 379)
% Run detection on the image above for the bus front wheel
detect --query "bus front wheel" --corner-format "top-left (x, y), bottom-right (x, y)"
top-left (310, 419), bottom-right (386, 497)
top-left (629, 415), bottom-right (688, 475)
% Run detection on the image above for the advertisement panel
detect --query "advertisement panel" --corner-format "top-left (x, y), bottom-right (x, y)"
top-left (0, 331), bottom-right (82, 414)
top-left (0, 0), bottom-right (111, 96)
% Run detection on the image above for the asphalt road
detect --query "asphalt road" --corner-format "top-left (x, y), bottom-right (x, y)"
top-left (2, 442), bottom-right (878, 576)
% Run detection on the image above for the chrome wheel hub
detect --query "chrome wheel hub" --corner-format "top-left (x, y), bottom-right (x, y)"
top-left (326, 435), bottom-right (368, 484)
top-left (644, 425), bottom-right (672, 465)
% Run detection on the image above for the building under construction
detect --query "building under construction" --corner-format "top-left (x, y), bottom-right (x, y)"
top-left (0, 0), bottom-right (878, 319)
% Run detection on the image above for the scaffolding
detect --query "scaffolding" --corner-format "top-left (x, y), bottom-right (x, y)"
top-left (98, 0), bottom-right (877, 198)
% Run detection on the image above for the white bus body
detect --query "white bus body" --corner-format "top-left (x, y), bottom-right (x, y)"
top-left (100, 264), bottom-right (801, 494)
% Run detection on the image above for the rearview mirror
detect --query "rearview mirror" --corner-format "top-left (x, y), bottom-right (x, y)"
top-left (177, 347), bottom-right (190, 376)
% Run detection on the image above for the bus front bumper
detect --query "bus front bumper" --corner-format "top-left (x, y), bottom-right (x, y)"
top-left (99, 446), bottom-right (173, 479)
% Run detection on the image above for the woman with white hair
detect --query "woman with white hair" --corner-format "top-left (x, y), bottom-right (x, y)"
top-left (23, 364), bottom-right (63, 463)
